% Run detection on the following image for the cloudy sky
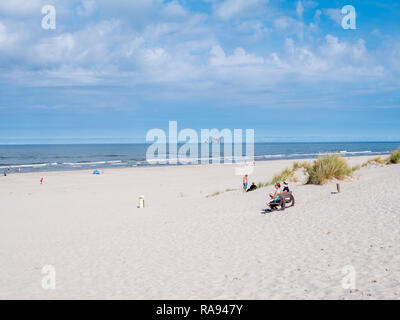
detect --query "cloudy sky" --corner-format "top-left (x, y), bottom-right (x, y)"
top-left (0, 0), bottom-right (399, 143)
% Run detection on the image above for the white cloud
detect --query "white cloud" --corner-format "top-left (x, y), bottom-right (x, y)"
top-left (95, 0), bottom-right (162, 16)
top-left (314, 9), bottom-right (322, 21)
top-left (34, 33), bottom-right (76, 64)
top-left (274, 16), bottom-right (307, 40)
top-left (274, 16), bottom-right (294, 30)
top-left (282, 38), bottom-right (327, 73)
top-left (144, 48), bottom-right (168, 62)
top-left (77, 0), bottom-right (96, 16)
top-left (324, 8), bottom-right (342, 25)
top-left (122, 37), bottom-right (145, 57)
top-left (320, 35), bottom-right (368, 62)
top-left (163, 0), bottom-right (186, 17)
top-left (296, 1), bottom-right (304, 18)
top-left (352, 39), bottom-right (367, 59)
top-left (0, 23), bottom-right (7, 46)
top-left (0, 0), bottom-right (44, 17)
top-left (213, 0), bottom-right (268, 20)
top-left (31, 20), bottom-right (124, 68)
top-left (0, 0), bottom-right (396, 109)
top-left (236, 20), bottom-right (271, 41)
top-left (323, 34), bottom-right (347, 56)
top-left (209, 46), bottom-right (264, 66)
top-left (0, 22), bottom-right (19, 51)
top-left (302, 0), bottom-right (319, 10)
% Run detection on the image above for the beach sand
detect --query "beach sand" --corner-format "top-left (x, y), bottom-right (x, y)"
top-left (0, 156), bottom-right (399, 299)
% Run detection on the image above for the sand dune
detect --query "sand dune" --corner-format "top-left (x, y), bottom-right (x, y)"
top-left (0, 156), bottom-right (399, 299)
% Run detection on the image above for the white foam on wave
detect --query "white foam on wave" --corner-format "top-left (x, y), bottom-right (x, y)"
top-left (0, 163), bottom-right (57, 169)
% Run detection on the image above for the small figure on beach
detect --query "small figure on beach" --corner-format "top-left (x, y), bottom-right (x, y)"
top-left (247, 182), bottom-right (257, 192)
top-left (3, 171), bottom-right (6, 176)
top-left (40, 178), bottom-right (44, 184)
top-left (282, 181), bottom-right (290, 193)
top-left (243, 174), bottom-right (248, 192)
top-left (268, 183), bottom-right (281, 209)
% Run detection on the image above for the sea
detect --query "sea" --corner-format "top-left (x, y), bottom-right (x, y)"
top-left (0, 142), bottom-right (399, 173)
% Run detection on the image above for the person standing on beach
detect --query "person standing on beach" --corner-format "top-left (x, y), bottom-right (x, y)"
top-left (40, 178), bottom-right (44, 184)
top-left (243, 174), bottom-right (248, 192)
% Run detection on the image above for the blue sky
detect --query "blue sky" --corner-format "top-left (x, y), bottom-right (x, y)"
top-left (0, 0), bottom-right (399, 143)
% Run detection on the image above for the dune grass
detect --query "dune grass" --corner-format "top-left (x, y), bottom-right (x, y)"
top-left (293, 161), bottom-right (311, 171)
top-left (387, 147), bottom-right (400, 164)
top-left (206, 188), bottom-right (238, 198)
top-left (361, 156), bottom-right (386, 168)
top-left (257, 181), bottom-right (270, 189)
top-left (256, 166), bottom-right (299, 189)
top-left (256, 156), bottom-right (351, 188)
top-left (306, 155), bottom-right (352, 185)
top-left (206, 191), bottom-right (222, 198)
top-left (271, 167), bottom-right (298, 185)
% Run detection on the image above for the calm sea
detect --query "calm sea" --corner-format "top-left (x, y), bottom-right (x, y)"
top-left (0, 142), bottom-right (399, 173)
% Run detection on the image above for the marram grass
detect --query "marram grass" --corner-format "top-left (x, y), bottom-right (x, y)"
top-left (306, 155), bottom-right (352, 185)
top-left (361, 157), bottom-right (386, 167)
top-left (387, 147), bottom-right (400, 164)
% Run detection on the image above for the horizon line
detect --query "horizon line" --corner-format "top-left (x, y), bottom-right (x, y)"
top-left (1, 141), bottom-right (400, 146)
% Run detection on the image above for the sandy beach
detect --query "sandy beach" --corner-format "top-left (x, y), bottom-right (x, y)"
top-left (0, 155), bottom-right (399, 300)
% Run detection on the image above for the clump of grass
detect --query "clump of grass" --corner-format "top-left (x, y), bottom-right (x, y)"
top-left (271, 167), bottom-right (298, 185)
top-left (206, 191), bottom-right (222, 198)
top-left (387, 147), bottom-right (400, 164)
top-left (361, 157), bottom-right (386, 168)
top-left (351, 165), bottom-right (361, 172)
top-left (206, 188), bottom-right (238, 198)
top-left (306, 155), bottom-right (352, 185)
top-left (256, 164), bottom-right (305, 190)
top-left (293, 161), bottom-right (311, 171)
top-left (257, 181), bottom-right (270, 189)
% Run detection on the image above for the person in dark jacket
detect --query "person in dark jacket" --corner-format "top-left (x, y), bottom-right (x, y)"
top-left (247, 182), bottom-right (257, 192)
top-left (282, 181), bottom-right (290, 193)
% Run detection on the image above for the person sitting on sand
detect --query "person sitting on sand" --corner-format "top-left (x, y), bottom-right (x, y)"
top-left (282, 181), bottom-right (290, 193)
top-left (247, 182), bottom-right (257, 192)
top-left (268, 183), bottom-right (281, 208)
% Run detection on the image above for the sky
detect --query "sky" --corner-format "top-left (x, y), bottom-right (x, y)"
top-left (0, 0), bottom-right (399, 143)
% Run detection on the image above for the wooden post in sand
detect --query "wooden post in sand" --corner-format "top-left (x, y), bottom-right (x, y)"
top-left (139, 195), bottom-right (145, 208)
top-left (336, 183), bottom-right (341, 193)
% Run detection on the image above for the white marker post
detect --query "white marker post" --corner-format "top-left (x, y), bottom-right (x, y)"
top-left (139, 195), bottom-right (145, 208)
